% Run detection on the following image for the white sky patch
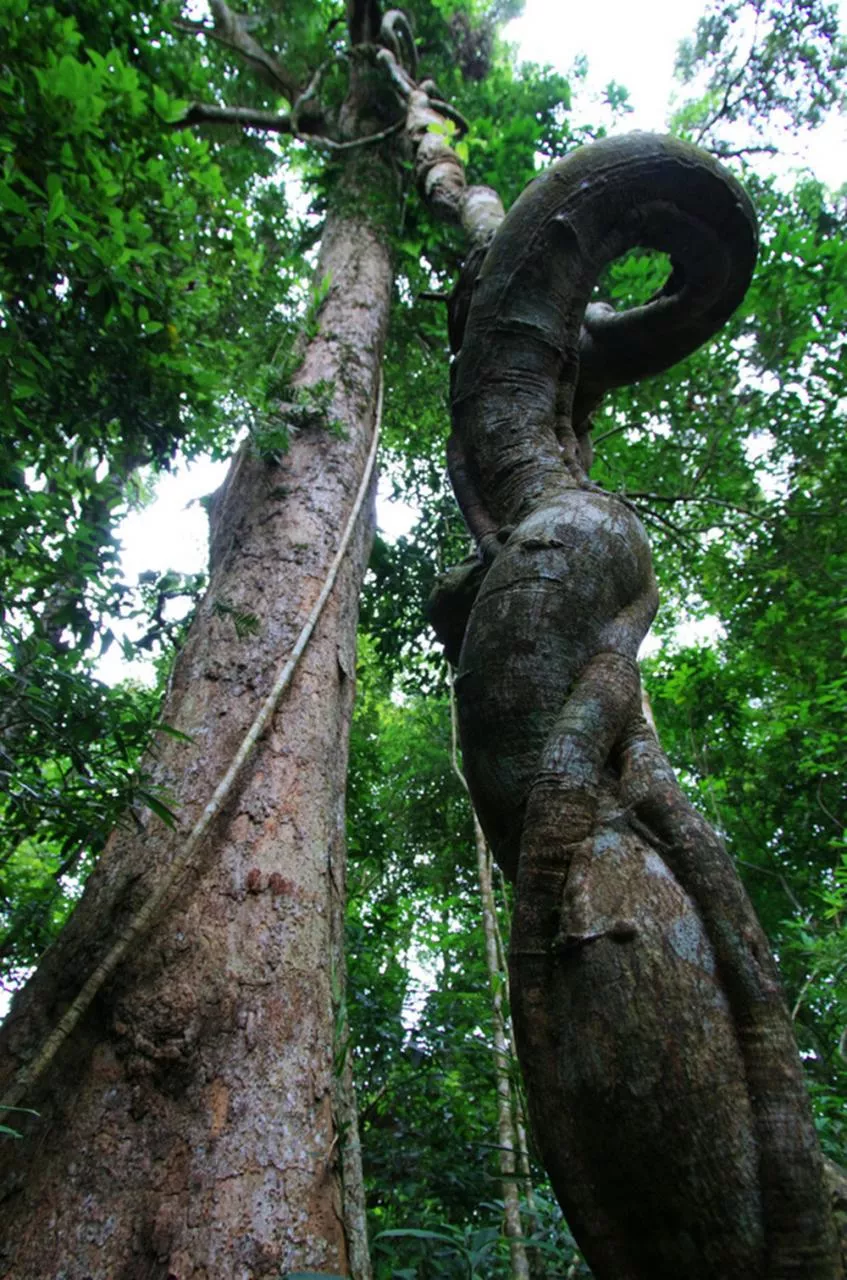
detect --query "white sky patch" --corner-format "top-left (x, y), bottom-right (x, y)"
top-left (744, 428), bottom-right (792, 501)
top-left (376, 472), bottom-right (418, 540)
top-left (507, 0), bottom-right (847, 188)
top-left (116, 457), bottom-right (226, 582)
top-left (97, 455), bottom-right (229, 685)
top-left (507, 0), bottom-right (708, 133)
top-left (401, 948), bottom-right (442, 1032)
top-left (674, 614), bottom-right (727, 647)
top-left (744, 430), bottom-right (778, 466)
top-left (641, 613), bottom-right (726, 660)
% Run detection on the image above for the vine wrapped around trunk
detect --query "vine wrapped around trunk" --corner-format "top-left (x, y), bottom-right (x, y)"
top-left (430, 133), bottom-right (842, 1280)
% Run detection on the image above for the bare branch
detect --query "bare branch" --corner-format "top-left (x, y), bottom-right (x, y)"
top-left (172, 17), bottom-right (210, 37)
top-left (178, 102), bottom-right (294, 133)
top-left (449, 679), bottom-right (470, 796)
top-left (735, 858), bottom-right (807, 919)
top-left (711, 143), bottom-right (779, 159)
top-left (315, 118), bottom-right (405, 151)
top-left (639, 505), bottom-right (699, 548)
top-left (291, 54), bottom-right (341, 133)
top-left (693, 6), bottom-right (762, 146)
top-left (816, 780), bottom-right (844, 833)
top-left (590, 419), bottom-right (631, 447)
top-left (177, 92), bottom-right (402, 152)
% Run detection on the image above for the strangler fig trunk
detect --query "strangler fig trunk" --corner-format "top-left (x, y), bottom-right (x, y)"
top-left (430, 133), bottom-right (842, 1279)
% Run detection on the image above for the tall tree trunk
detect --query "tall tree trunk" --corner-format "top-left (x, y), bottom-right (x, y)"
top-left (451, 687), bottom-right (532, 1277)
top-left (0, 152), bottom-right (394, 1280)
top-left (473, 815), bottom-right (531, 1280)
top-left (486, 859), bottom-right (551, 1280)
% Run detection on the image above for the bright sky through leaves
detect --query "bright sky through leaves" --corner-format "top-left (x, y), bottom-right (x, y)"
top-left (508, 0), bottom-right (709, 130)
top-left (101, 0), bottom-right (847, 683)
top-left (508, 0), bottom-right (847, 184)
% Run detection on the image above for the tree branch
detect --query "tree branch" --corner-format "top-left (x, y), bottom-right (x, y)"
top-left (173, 0), bottom-right (302, 102)
top-left (178, 102), bottom-right (295, 133)
top-left (639, 505), bottom-right (700, 548)
top-left (711, 143), bottom-right (779, 159)
top-left (314, 119), bottom-right (405, 151)
top-left (693, 7), bottom-right (762, 145)
top-left (176, 102), bottom-right (403, 151)
top-left (591, 419), bottom-right (631, 447)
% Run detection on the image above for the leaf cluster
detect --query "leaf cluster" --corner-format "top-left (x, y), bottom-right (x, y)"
top-left (673, 0), bottom-right (847, 146)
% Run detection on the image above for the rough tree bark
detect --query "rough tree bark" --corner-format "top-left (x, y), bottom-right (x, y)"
top-left (430, 133), bottom-right (842, 1278)
top-left (0, 138), bottom-right (392, 1277)
top-left (0, 7), bottom-right (505, 1273)
top-left (474, 815), bottom-right (531, 1280)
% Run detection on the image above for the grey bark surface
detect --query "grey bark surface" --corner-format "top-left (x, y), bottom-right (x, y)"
top-left (474, 816), bottom-right (531, 1280)
top-left (450, 691), bottom-right (530, 1277)
top-left (430, 133), bottom-right (841, 1279)
top-left (0, 159), bottom-right (392, 1279)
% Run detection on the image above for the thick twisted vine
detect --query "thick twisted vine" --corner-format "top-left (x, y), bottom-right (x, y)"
top-left (430, 134), bottom-right (841, 1279)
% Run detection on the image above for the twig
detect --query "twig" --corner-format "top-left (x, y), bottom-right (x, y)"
top-left (816, 781), bottom-right (843, 833)
top-left (638, 505), bottom-right (699, 548)
top-left (590, 420), bottom-right (631, 447)
top-left (791, 966), bottom-right (821, 1023)
top-left (311, 119), bottom-right (404, 151)
top-left (290, 53), bottom-right (342, 133)
top-left (735, 857), bottom-right (806, 918)
top-left (626, 490), bottom-right (773, 524)
top-left (712, 144), bottom-right (779, 160)
top-left (693, 6), bottom-right (761, 146)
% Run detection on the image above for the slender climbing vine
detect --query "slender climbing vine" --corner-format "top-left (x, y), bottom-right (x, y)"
top-left (0, 377), bottom-right (383, 1112)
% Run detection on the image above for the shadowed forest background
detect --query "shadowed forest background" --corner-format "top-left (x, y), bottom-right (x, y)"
top-left (1, 0), bottom-right (846, 1275)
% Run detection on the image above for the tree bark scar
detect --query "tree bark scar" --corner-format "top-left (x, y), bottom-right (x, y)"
top-left (430, 131), bottom-right (840, 1278)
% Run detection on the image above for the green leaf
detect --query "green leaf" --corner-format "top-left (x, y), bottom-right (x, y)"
top-left (156, 723), bottom-right (195, 744)
top-left (47, 186), bottom-right (66, 224)
top-left (0, 182), bottom-right (29, 215)
top-left (137, 791), bottom-right (179, 830)
top-left (375, 1228), bottom-right (462, 1244)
